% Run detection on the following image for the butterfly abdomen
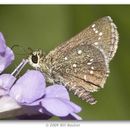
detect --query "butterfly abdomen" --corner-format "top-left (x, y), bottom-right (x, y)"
top-left (66, 85), bottom-right (97, 105)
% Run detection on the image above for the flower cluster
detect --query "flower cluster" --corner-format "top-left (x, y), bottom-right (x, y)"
top-left (0, 32), bottom-right (82, 120)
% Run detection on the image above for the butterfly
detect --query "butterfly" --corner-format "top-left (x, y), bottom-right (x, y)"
top-left (28, 16), bottom-right (119, 105)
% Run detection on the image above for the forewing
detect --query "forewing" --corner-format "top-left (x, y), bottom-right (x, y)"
top-left (46, 16), bottom-right (118, 63)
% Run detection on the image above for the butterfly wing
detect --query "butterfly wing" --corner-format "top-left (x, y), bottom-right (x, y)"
top-left (44, 16), bottom-right (119, 104)
top-left (49, 44), bottom-right (109, 91)
top-left (46, 16), bottom-right (118, 63)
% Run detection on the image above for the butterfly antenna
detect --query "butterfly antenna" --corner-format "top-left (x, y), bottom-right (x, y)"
top-left (11, 44), bottom-right (33, 55)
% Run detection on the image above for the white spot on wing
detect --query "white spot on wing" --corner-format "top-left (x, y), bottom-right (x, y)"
top-left (95, 30), bottom-right (98, 33)
top-left (84, 75), bottom-right (87, 80)
top-left (94, 42), bottom-right (98, 45)
top-left (92, 24), bottom-right (95, 28)
top-left (77, 50), bottom-right (82, 54)
top-left (73, 64), bottom-right (77, 67)
top-left (98, 37), bottom-right (101, 40)
top-left (87, 62), bottom-right (92, 65)
top-left (64, 57), bottom-right (68, 60)
top-left (99, 32), bottom-right (103, 36)
top-left (90, 59), bottom-right (94, 62)
top-left (90, 70), bottom-right (94, 74)
top-left (93, 28), bottom-right (96, 31)
top-left (91, 66), bottom-right (94, 70)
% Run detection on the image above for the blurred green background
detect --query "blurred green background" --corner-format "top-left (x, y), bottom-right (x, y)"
top-left (0, 5), bottom-right (129, 120)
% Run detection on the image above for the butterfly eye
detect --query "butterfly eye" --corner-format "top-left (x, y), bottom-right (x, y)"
top-left (31, 54), bottom-right (38, 64)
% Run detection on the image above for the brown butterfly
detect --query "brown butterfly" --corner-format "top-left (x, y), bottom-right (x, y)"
top-left (28, 16), bottom-right (119, 105)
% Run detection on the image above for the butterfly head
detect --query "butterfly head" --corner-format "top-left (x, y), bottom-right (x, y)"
top-left (28, 49), bottom-right (46, 69)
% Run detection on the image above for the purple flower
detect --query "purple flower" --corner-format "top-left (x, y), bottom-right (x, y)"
top-left (0, 32), bottom-right (15, 96)
top-left (0, 33), bottom-right (22, 115)
top-left (0, 32), bottom-right (6, 53)
top-left (0, 32), bottom-right (82, 120)
top-left (0, 60), bottom-right (82, 120)
top-left (10, 70), bottom-right (45, 104)
top-left (9, 70), bottom-right (82, 120)
top-left (0, 32), bottom-right (14, 73)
